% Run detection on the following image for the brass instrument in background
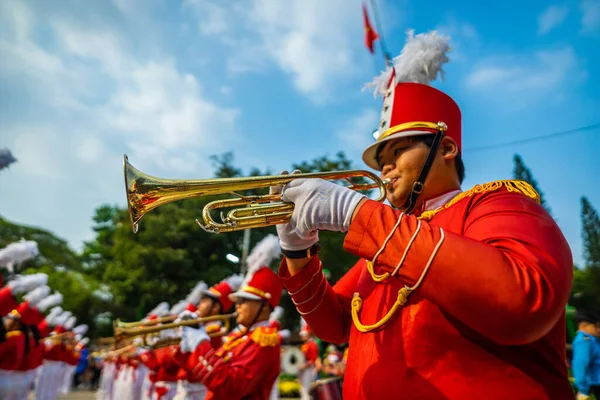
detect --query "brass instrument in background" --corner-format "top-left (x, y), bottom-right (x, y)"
top-left (123, 155), bottom-right (390, 234)
top-left (114, 314), bottom-right (177, 329)
top-left (114, 313), bottom-right (236, 340)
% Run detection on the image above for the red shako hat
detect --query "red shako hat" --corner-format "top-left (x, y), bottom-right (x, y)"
top-left (362, 30), bottom-right (461, 171)
top-left (203, 274), bottom-right (244, 312)
top-left (229, 235), bottom-right (283, 309)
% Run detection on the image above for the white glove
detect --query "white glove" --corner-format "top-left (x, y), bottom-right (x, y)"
top-left (8, 273), bottom-right (48, 294)
top-left (281, 178), bottom-right (366, 237)
top-left (176, 310), bottom-right (198, 322)
top-left (576, 393), bottom-right (590, 400)
top-left (179, 326), bottom-right (209, 353)
top-left (271, 170), bottom-right (319, 251)
top-left (23, 285), bottom-right (50, 306)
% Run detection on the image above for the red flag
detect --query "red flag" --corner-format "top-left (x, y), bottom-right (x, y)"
top-left (363, 3), bottom-right (379, 54)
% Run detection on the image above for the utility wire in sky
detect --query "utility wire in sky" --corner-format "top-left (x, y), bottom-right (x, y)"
top-left (464, 123), bottom-right (600, 152)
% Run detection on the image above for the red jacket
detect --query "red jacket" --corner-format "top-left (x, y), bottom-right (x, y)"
top-left (279, 182), bottom-right (573, 400)
top-left (0, 286), bottom-right (18, 317)
top-left (0, 331), bottom-right (26, 370)
top-left (16, 333), bottom-right (45, 371)
top-left (182, 324), bottom-right (280, 400)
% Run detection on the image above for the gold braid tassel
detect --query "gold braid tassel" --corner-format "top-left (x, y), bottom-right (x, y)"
top-left (250, 327), bottom-right (279, 347)
top-left (351, 287), bottom-right (412, 333)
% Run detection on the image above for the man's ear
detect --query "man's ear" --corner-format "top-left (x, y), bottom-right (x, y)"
top-left (440, 137), bottom-right (459, 160)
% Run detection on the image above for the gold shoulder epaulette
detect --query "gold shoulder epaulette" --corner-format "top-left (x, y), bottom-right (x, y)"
top-left (205, 323), bottom-right (221, 334)
top-left (419, 180), bottom-right (541, 221)
top-left (250, 326), bottom-right (279, 347)
top-left (5, 330), bottom-right (24, 339)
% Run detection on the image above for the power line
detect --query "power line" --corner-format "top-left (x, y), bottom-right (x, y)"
top-left (464, 123), bottom-right (600, 152)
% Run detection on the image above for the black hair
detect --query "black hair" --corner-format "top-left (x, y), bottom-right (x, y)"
top-left (575, 310), bottom-right (599, 325)
top-left (375, 135), bottom-right (465, 184)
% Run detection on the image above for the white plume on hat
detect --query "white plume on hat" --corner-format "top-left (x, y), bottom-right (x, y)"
top-left (23, 285), bottom-right (51, 306)
top-left (365, 30), bottom-right (451, 97)
top-left (37, 292), bottom-right (63, 312)
top-left (269, 306), bottom-right (285, 323)
top-left (242, 234), bottom-right (281, 286)
top-left (46, 306), bottom-right (63, 320)
top-left (64, 316), bottom-right (77, 330)
top-left (8, 273), bottom-right (48, 294)
top-left (169, 300), bottom-right (188, 316)
top-left (147, 301), bottom-right (170, 318)
top-left (79, 337), bottom-right (90, 346)
top-left (73, 324), bottom-right (88, 336)
top-left (225, 274), bottom-right (244, 291)
top-left (0, 240), bottom-right (39, 272)
top-left (185, 281), bottom-right (208, 305)
top-left (55, 311), bottom-right (72, 326)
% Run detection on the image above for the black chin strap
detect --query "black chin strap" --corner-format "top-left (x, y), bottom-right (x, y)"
top-left (401, 129), bottom-right (445, 214)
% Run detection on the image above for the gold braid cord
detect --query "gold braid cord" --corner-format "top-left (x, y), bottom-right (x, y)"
top-left (355, 180), bottom-right (539, 333)
top-left (419, 180), bottom-right (541, 221)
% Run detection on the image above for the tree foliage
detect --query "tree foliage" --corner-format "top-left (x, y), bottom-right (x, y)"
top-left (571, 197), bottom-right (600, 312)
top-left (512, 154), bottom-right (552, 214)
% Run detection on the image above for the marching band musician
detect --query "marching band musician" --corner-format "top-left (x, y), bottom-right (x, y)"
top-left (176, 235), bottom-right (283, 400)
top-left (298, 318), bottom-right (319, 400)
top-left (275, 30), bottom-right (574, 399)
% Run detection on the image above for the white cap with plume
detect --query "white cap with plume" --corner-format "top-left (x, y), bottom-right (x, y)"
top-left (64, 316), bottom-right (77, 330)
top-left (8, 273), bottom-right (48, 294)
top-left (241, 234), bottom-right (281, 287)
top-left (0, 240), bottom-right (39, 272)
top-left (73, 324), bottom-right (88, 336)
top-left (186, 281), bottom-right (208, 305)
top-left (364, 30), bottom-right (451, 97)
top-left (23, 285), bottom-right (51, 306)
top-left (37, 292), bottom-right (63, 312)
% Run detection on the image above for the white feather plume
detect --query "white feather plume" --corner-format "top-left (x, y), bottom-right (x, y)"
top-left (269, 306), bottom-right (284, 323)
top-left (225, 274), bottom-right (244, 292)
top-left (364, 30), bottom-right (451, 97)
top-left (47, 306), bottom-right (63, 319)
top-left (64, 316), bottom-right (77, 330)
top-left (147, 301), bottom-right (170, 318)
top-left (242, 235), bottom-right (281, 286)
top-left (79, 337), bottom-right (90, 346)
top-left (73, 324), bottom-right (88, 336)
top-left (185, 281), bottom-right (208, 305)
top-left (0, 240), bottom-right (39, 272)
top-left (55, 311), bottom-right (72, 326)
top-left (8, 273), bottom-right (48, 294)
top-left (23, 285), bottom-right (51, 306)
top-left (37, 292), bottom-right (63, 312)
top-left (169, 300), bottom-right (188, 316)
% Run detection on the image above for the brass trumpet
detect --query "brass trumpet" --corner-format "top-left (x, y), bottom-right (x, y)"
top-left (115, 314), bottom-right (177, 329)
top-left (114, 313), bottom-right (236, 339)
top-left (124, 155), bottom-right (389, 234)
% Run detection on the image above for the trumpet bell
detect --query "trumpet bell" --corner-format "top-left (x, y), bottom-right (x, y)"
top-left (124, 154), bottom-right (389, 234)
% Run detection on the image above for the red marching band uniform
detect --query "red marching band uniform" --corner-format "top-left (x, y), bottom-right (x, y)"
top-left (278, 31), bottom-right (574, 400)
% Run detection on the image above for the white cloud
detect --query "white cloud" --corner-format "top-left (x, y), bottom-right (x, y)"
top-left (185, 0), bottom-right (369, 100)
top-left (580, 0), bottom-right (600, 34)
top-left (335, 108), bottom-right (380, 160)
top-left (465, 47), bottom-right (585, 102)
top-left (537, 5), bottom-right (569, 35)
top-left (0, 0), bottom-right (240, 250)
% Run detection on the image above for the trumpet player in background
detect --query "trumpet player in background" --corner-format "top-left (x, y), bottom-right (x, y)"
top-left (175, 235), bottom-right (284, 400)
top-left (275, 30), bottom-right (574, 400)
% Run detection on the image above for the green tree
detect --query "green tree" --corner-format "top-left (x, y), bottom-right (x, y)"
top-left (512, 154), bottom-right (552, 214)
top-left (572, 197), bottom-right (600, 312)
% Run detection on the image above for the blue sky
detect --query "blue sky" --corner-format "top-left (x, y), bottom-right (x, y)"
top-left (0, 0), bottom-right (598, 267)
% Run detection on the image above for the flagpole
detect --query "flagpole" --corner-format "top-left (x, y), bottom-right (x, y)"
top-left (368, 0), bottom-right (392, 66)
